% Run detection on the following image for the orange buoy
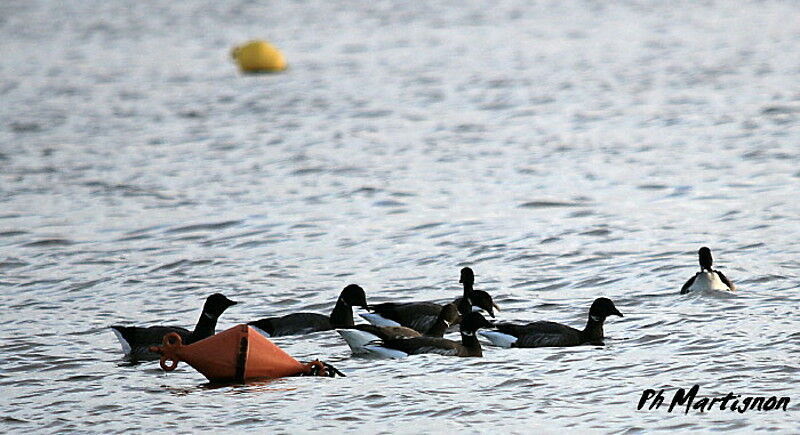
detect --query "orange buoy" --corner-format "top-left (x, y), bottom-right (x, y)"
top-left (150, 324), bottom-right (311, 382)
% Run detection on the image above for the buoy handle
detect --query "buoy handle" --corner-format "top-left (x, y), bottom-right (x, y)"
top-left (150, 332), bottom-right (184, 372)
top-left (163, 332), bottom-right (183, 347)
top-left (160, 356), bottom-right (179, 371)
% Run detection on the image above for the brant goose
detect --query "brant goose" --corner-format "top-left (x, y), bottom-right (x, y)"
top-left (480, 297), bottom-right (622, 348)
top-left (337, 303), bottom-right (459, 355)
top-left (110, 293), bottom-right (238, 360)
top-left (357, 312), bottom-right (494, 358)
top-left (248, 284), bottom-right (367, 337)
top-left (680, 247), bottom-right (736, 293)
top-left (360, 267), bottom-right (499, 333)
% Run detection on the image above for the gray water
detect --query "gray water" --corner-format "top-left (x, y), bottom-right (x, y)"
top-left (1, 0), bottom-right (799, 432)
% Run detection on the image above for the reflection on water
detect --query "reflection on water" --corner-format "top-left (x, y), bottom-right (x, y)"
top-left (2, 0), bottom-right (800, 432)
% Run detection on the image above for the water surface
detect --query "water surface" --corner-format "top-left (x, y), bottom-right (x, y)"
top-left (1, 0), bottom-right (799, 432)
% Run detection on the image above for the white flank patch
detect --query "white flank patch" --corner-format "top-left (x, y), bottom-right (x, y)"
top-left (111, 328), bottom-right (132, 355)
top-left (336, 329), bottom-right (381, 354)
top-left (472, 304), bottom-right (500, 314)
top-left (363, 345), bottom-right (408, 359)
top-left (359, 313), bottom-right (402, 327)
top-left (479, 331), bottom-right (517, 348)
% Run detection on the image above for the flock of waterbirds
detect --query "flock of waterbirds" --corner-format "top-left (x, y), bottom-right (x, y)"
top-left (111, 247), bottom-right (734, 364)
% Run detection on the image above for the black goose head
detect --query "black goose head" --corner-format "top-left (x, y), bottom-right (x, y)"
top-left (698, 247), bottom-right (713, 272)
top-left (339, 284), bottom-right (368, 307)
top-left (469, 290), bottom-right (500, 318)
top-left (588, 297), bottom-right (623, 322)
top-left (460, 312), bottom-right (494, 333)
top-left (459, 267), bottom-right (474, 285)
top-left (438, 302), bottom-right (460, 326)
top-left (202, 293), bottom-right (238, 318)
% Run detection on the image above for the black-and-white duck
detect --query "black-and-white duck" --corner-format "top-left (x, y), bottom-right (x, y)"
top-left (680, 247), bottom-right (735, 293)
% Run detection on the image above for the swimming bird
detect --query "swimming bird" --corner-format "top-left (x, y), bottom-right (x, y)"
top-left (110, 293), bottom-right (238, 361)
top-left (337, 303), bottom-right (459, 355)
top-left (356, 312), bottom-right (495, 358)
top-left (360, 267), bottom-right (499, 333)
top-left (248, 284), bottom-right (368, 337)
top-left (479, 297), bottom-right (623, 348)
top-left (680, 247), bottom-right (735, 293)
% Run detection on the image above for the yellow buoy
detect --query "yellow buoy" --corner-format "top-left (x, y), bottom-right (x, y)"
top-left (231, 40), bottom-right (287, 73)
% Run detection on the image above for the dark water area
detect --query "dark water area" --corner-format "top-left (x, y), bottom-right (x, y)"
top-left (1, 0), bottom-right (799, 432)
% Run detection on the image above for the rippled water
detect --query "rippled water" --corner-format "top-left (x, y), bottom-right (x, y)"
top-left (2, 0), bottom-right (800, 432)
